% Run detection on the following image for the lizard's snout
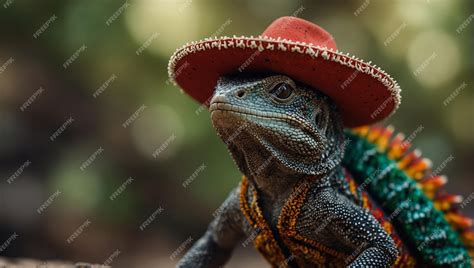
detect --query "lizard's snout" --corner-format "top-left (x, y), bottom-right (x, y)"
top-left (209, 87), bottom-right (248, 113)
top-left (209, 94), bottom-right (228, 113)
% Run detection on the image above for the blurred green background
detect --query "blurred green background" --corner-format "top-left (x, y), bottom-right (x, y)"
top-left (0, 0), bottom-right (473, 267)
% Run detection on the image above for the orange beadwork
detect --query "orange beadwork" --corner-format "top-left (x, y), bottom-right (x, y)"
top-left (240, 173), bottom-right (417, 267)
top-left (239, 177), bottom-right (288, 265)
top-left (240, 176), bottom-right (348, 267)
top-left (277, 177), bottom-right (348, 266)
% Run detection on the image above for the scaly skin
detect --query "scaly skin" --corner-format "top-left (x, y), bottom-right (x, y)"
top-left (177, 74), bottom-right (398, 267)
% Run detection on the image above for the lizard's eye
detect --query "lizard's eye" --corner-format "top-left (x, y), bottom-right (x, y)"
top-left (269, 82), bottom-right (294, 102)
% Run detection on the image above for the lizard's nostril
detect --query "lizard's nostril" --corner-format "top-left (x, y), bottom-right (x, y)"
top-left (235, 89), bottom-right (246, 99)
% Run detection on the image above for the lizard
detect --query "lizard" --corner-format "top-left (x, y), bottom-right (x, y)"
top-left (175, 73), bottom-right (473, 267)
top-left (169, 17), bottom-right (474, 268)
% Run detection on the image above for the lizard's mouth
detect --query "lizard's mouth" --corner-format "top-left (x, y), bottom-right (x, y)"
top-left (210, 101), bottom-right (288, 119)
top-left (210, 100), bottom-right (336, 174)
top-left (209, 101), bottom-right (314, 131)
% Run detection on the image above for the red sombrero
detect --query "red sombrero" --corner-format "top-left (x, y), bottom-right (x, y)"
top-left (168, 16), bottom-right (401, 127)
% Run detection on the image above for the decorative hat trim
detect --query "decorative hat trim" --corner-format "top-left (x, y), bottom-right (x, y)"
top-left (168, 35), bottom-right (401, 113)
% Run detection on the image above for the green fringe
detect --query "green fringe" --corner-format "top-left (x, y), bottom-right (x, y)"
top-left (343, 130), bottom-right (471, 267)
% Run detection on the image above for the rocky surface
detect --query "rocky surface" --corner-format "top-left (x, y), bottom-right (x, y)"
top-left (0, 257), bottom-right (108, 268)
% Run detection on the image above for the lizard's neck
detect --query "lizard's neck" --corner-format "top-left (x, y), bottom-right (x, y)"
top-left (248, 164), bottom-right (343, 200)
top-left (228, 134), bottom-right (342, 199)
top-left (248, 170), bottom-right (340, 201)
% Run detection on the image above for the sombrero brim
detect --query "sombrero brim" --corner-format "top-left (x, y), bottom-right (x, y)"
top-left (168, 35), bottom-right (401, 127)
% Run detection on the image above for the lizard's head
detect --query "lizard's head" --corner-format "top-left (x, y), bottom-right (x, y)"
top-left (210, 73), bottom-right (345, 178)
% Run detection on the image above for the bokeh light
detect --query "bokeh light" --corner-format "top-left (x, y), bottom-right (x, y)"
top-left (125, 0), bottom-right (202, 57)
top-left (130, 105), bottom-right (184, 160)
top-left (408, 30), bottom-right (461, 88)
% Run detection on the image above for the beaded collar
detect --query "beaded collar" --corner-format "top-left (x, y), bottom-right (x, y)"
top-left (239, 173), bottom-right (414, 267)
top-left (239, 175), bottom-right (347, 267)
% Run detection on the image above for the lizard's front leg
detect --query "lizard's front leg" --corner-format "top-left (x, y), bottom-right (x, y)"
top-left (177, 188), bottom-right (245, 268)
top-left (314, 189), bottom-right (399, 267)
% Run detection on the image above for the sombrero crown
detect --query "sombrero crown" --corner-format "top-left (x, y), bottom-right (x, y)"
top-left (168, 16), bottom-right (401, 127)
